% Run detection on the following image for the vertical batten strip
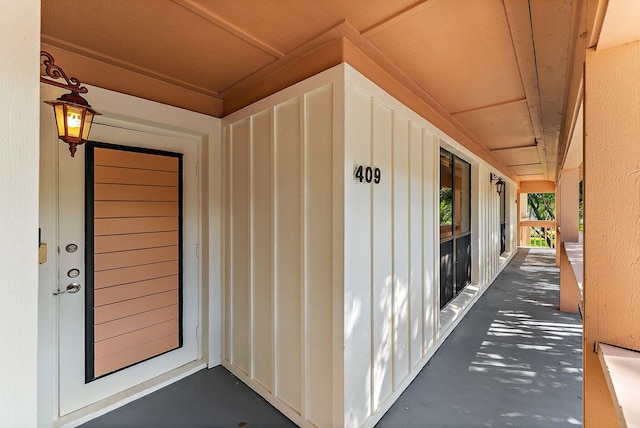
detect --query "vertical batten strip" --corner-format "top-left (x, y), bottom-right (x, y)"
top-left (407, 121), bottom-right (413, 370)
top-left (227, 125), bottom-right (234, 365)
top-left (420, 129), bottom-right (426, 359)
top-left (434, 137), bottom-right (441, 337)
top-left (331, 80), bottom-right (344, 428)
top-left (390, 110), bottom-right (396, 392)
top-left (409, 121), bottom-right (423, 369)
top-left (248, 116), bottom-right (255, 380)
top-left (271, 105), bottom-right (279, 399)
top-left (300, 93), bottom-right (308, 422)
top-left (368, 96), bottom-right (376, 418)
top-left (422, 130), bottom-right (429, 356)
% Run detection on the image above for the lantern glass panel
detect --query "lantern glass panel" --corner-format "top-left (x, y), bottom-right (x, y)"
top-left (66, 105), bottom-right (84, 138)
top-left (82, 111), bottom-right (94, 140)
top-left (54, 104), bottom-right (66, 138)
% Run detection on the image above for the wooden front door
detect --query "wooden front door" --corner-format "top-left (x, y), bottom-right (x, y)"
top-left (57, 122), bottom-right (200, 416)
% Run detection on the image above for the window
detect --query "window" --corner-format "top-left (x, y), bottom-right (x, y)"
top-left (439, 149), bottom-right (471, 309)
top-left (500, 183), bottom-right (506, 254)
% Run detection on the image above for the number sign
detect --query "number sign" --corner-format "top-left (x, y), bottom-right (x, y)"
top-left (354, 165), bottom-right (381, 184)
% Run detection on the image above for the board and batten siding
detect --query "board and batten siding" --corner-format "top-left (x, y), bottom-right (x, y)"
top-left (221, 64), bottom-right (516, 428)
top-left (342, 66), bottom-right (517, 428)
top-left (472, 162), bottom-right (517, 289)
top-left (223, 83), bottom-right (337, 428)
top-left (343, 85), bottom-right (439, 428)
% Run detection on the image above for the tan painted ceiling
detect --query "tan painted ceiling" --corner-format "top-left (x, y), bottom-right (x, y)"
top-left (41, 0), bottom-right (575, 182)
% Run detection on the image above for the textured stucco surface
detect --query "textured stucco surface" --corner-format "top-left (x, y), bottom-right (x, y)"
top-left (584, 40), bottom-right (640, 426)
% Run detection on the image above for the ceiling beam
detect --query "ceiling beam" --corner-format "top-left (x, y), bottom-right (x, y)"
top-left (490, 143), bottom-right (538, 152)
top-left (173, 0), bottom-right (286, 58)
top-left (361, 0), bottom-right (434, 37)
top-left (450, 97), bottom-right (526, 116)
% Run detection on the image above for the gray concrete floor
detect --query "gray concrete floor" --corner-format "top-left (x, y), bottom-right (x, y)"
top-left (81, 365), bottom-right (297, 428)
top-left (83, 248), bottom-right (582, 428)
top-left (377, 248), bottom-right (583, 428)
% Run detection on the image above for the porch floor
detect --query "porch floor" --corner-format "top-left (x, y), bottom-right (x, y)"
top-left (83, 248), bottom-right (583, 428)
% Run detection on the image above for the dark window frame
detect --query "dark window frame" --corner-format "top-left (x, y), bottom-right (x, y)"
top-left (439, 148), bottom-right (472, 309)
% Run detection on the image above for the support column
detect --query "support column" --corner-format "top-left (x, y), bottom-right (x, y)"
top-left (559, 168), bottom-right (579, 243)
top-left (584, 41), bottom-right (640, 427)
top-left (555, 182), bottom-right (561, 266)
top-left (518, 192), bottom-right (527, 246)
top-left (559, 169), bottom-right (580, 312)
top-left (0, 1), bottom-right (41, 425)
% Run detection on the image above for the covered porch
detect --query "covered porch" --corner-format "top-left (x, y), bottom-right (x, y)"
top-left (83, 248), bottom-right (583, 427)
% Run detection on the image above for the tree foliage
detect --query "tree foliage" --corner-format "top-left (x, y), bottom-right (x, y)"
top-left (527, 193), bottom-right (555, 220)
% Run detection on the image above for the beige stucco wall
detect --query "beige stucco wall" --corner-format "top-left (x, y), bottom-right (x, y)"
top-left (0, 0), bottom-right (40, 425)
top-left (584, 40), bottom-right (640, 426)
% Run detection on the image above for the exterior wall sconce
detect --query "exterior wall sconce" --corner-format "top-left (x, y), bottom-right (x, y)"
top-left (41, 51), bottom-right (101, 157)
top-left (490, 172), bottom-right (505, 195)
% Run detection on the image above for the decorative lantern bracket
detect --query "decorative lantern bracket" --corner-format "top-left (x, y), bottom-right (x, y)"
top-left (40, 51), bottom-right (100, 157)
top-left (40, 51), bottom-right (88, 95)
top-left (490, 172), bottom-right (506, 195)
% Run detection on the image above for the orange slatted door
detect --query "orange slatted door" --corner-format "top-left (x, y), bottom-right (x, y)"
top-left (86, 143), bottom-right (182, 381)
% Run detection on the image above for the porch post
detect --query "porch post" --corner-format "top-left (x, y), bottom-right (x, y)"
top-left (0, 0), bottom-right (41, 425)
top-left (583, 40), bottom-right (640, 426)
top-left (559, 168), bottom-right (579, 243)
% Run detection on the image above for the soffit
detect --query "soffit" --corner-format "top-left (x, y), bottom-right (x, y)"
top-left (41, 0), bottom-right (276, 94)
top-left (452, 100), bottom-right (535, 150)
top-left (367, 0), bottom-right (525, 114)
top-left (188, 0), bottom-right (421, 53)
top-left (40, 0), bottom-right (575, 184)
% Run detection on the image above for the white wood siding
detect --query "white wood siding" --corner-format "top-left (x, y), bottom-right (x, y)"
top-left (343, 85), bottom-right (439, 428)
top-left (223, 83), bottom-right (336, 428)
top-left (343, 66), bottom-right (516, 428)
top-left (222, 64), bottom-right (516, 428)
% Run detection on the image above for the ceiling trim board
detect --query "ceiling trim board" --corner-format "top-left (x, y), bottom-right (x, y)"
top-left (587, 0), bottom-right (609, 49)
top-left (41, 35), bottom-right (220, 98)
top-left (172, 0), bottom-right (286, 58)
top-left (490, 144), bottom-right (538, 152)
top-left (220, 20), bottom-right (352, 97)
top-left (450, 97), bottom-right (527, 116)
top-left (507, 163), bottom-right (542, 167)
top-left (557, 0), bottom-right (587, 180)
top-left (502, 0), bottom-right (544, 143)
top-left (361, 0), bottom-right (435, 37)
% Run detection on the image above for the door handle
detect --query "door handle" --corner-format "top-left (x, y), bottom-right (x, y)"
top-left (53, 283), bottom-right (81, 296)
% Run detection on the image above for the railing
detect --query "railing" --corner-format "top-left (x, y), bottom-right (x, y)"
top-left (519, 220), bottom-right (556, 249)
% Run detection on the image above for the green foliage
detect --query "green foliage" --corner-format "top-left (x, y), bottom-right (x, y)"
top-left (527, 193), bottom-right (555, 221)
top-left (579, 181), bottom-right (584, 230)
top-left (440, 188), bottom-right (452, 224)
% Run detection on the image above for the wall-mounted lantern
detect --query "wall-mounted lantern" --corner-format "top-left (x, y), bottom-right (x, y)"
top-left (41, 51), bottom-right (101, 157)
top-left (490, 172), bottom-right (505, 195)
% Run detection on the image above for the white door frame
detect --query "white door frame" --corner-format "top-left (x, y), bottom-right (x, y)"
top-left (38, 84), bottom-right (222, 426)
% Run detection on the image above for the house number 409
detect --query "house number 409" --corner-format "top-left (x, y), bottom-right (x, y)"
top-left (354, 165), bottom-right (381, 184)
